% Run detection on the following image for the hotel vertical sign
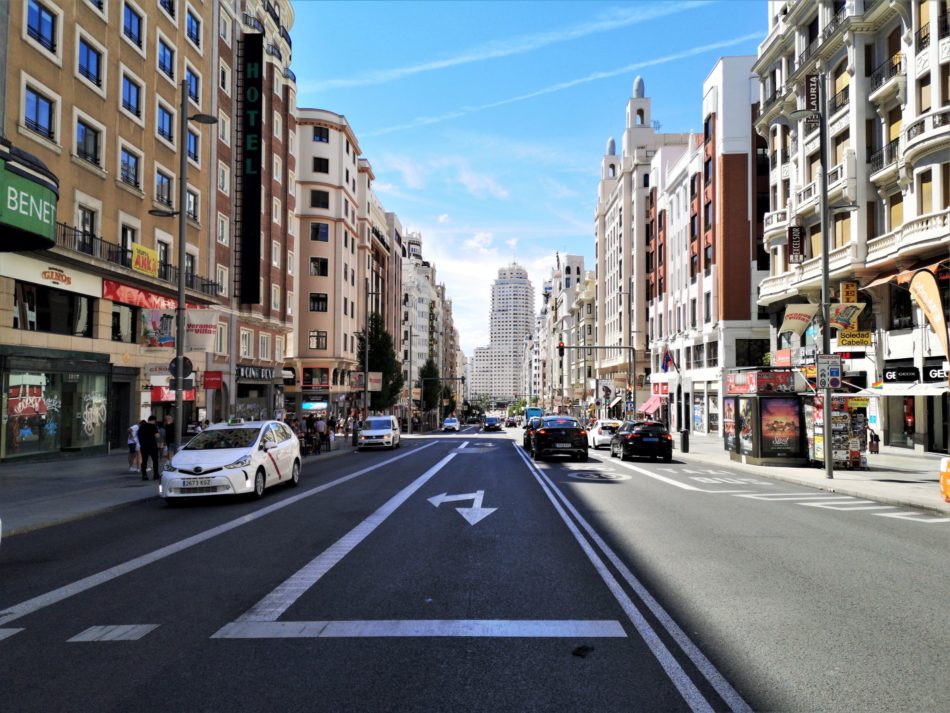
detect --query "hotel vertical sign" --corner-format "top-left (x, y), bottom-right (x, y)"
top-left (804, 74), bottom-right (821, 131)
top-left (239, 33), bottom-right (263, 304)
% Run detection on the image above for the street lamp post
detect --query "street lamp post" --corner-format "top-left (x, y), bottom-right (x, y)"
top-left (148, 80), bottom-right (216, 451)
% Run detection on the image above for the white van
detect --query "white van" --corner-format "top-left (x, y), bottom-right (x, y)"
top-left (358, 415), bottom-right (401, 450)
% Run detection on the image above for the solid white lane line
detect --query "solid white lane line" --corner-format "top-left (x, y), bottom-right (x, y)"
top-left (68, 624), bottom-right (158, 642)
top-left (232, 451), bottom-right (458, 624)
top-left (513, 447), bottom-right (718, 713)
top-left (516, 445), bottom-right (752, 713)
top-left (610, 461), bottom-right (703, 490)
top-left (799, 501), bottom-right (895, 511)
top-left (214, 619), bottom-right (627, 639)
top-left (0, 628), bottom-right (24, 641)
top-left (0, 443), bottom-right (439, 628)
top-left (733, 492), bottom-right (847, 501)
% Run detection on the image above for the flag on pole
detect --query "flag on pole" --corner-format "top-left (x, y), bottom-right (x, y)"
top-left (661, 345), bottom-right (678, 373)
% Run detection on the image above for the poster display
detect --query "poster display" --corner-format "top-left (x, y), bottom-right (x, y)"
top-left (738, 397), bottom-right (755, 456)
top-left (141, 309), bottom-right (175, 350)
top-left (759, 398), bottom-right (802, 457)
top-left (723, 398), bottom-right (737, 452)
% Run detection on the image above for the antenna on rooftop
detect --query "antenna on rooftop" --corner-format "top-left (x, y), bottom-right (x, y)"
top-left (652, 120), bottom-right (662, 131)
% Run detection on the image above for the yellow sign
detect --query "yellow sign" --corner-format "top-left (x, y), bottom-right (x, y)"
top-left (131, 243), bottom-right (159, 277)
top-left (847, 398), bottom-right (869, 408)
top-left (837, 331), bottom-right (872, 347)
top-left (840, 281), bottom-right (857, 303)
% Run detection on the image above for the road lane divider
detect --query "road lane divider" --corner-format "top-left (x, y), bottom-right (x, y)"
top-left (513, 444), bottom-right (752, 713)
top-left (0, 442), bottom-right (440, 628)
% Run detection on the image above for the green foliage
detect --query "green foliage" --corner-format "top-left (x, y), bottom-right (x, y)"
top-left (357, 313), bottom-right (405, 411)
top-left (418, 357), bottom-right (440, 411)
top-left (441, 384), bottom-right (456, 416)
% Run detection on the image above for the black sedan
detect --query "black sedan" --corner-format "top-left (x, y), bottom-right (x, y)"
top-left (483, 416), bottom-right (503, 431)
top-left (522, 416), bottom-right (543, 449)
top-left (609, 421), bottom-right (673, 462)
top-left (529, 416), bottom-right (588, 461)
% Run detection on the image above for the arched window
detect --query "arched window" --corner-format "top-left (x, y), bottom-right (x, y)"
top-left (636, 109), bottom-right (645, 125)
top-left (608, 163), bottom-right (616, 178)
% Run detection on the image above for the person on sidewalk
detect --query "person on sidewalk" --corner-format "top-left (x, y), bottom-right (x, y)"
top-left (315, 415), bottom-right (327, 454)
top-left (127, 421), bottom-right (140, 472)
top-left (163, 414), bottom-right (177, 459)
top-left (138, 415), bottom-right (161, 481)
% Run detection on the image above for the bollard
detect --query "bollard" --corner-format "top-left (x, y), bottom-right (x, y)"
top-left (679, 429), bottom-right (689, 453)
top-left (940, 457), bottom-right (950, 503)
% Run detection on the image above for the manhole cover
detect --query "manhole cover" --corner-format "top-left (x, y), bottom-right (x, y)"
top-left (567, 471), bottom-right (631, 481)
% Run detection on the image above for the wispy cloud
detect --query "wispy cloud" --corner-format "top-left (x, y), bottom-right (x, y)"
top-left (307, 2), bottom-right (712, 91)
top-left (456, 165), bottom-right (510, 200)
top-left (363, 32), bottom-right (763, 137)
top-left (437, 213), bottom-right (451, 224)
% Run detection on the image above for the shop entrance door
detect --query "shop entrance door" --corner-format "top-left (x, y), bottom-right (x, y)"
top-left (109, 381), bottom-right (131, 450)
top-left (926, 393), bottom-right (949, 453)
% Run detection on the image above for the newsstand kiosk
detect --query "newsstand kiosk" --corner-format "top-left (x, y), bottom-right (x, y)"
top-left (805, 394), bottom-right (869, 470)
top-left (722, 369), bottom-right (808, 466)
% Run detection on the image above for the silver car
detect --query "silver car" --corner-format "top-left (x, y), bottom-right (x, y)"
top-left (589, 419), bottom-right (622, 449)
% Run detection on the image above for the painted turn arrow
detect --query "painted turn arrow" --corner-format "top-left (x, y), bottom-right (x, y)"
top-left (427, 490), bottom-right (497, 526)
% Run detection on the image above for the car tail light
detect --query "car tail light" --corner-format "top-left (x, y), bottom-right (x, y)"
top-left (578, 430), bottom-right (587, 437)
top-left (537, 428), bottom-right (547, 434)
top-left (626, 434), bottom-right (635, 441)
top-left (662, 433), bottom-right (673, 441)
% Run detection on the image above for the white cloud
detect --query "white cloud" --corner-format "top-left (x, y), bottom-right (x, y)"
top-left (437, 213), bottom-right (450, 224)
top-left (379, 154), bottom-right (426, 189)
top-left (456, 165), bottom-right (509, 200)
top-left (464, 232), bottom-right (494, 252)
top-left (306, 2), bottom-right (711, 91)
top-left (505, 238), bottom-right (519, 250)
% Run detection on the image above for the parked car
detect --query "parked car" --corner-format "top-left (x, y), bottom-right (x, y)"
top-left (609, 420), bottom-right (673, 462)
top-left (505, 417), bottom-right (517, 427)
top-left (160, 420), bottom-right (300, 501)
top-left (483, 416), bottom-right (503, 431)
top-left (529, 416), bottom-right (588, 461)
top-left (442, 417), bottom-right (460, 431)
top-left (589, 419), bottom-right (622, 449)
top-left (522, 416), bottom-right (543, 449)
top-left (358, 416), bottom-right (401, 450)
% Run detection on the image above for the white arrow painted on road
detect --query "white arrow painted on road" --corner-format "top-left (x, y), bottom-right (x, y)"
top-left (427, 490), bottom-right (496, 525)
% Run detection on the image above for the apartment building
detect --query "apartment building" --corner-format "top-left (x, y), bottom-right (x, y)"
top-left (647, 56), bottom-right (771, 434)
top-left (567, 270), bottom-right (597, 419)
top-left (542, 255), bottom-right (584, 413)
top-left (755, 0), bottom-right (949, 453)
top-left (209, 1), bottom-right (296, 423)
top-left (0, 0), bottom-right (223, 460)
top-left (594, 77), bottom-right (689, 418)
top-left (291, 108), bottom-right (362, 420)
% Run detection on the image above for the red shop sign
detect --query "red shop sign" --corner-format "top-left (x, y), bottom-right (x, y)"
top-left (104, 280), bottom-right (200, 310)
top-left (150, 386), bottom-right (196, 402)
top-left (203, 371), bottom-right (223, 389)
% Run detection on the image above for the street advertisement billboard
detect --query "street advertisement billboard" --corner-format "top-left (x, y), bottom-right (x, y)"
top-left (722, 397), bottom-right (737, 452)
top-left (759, 398), bottom-right (802, 458)
top-left (738, 397), bottom-right (755, 456)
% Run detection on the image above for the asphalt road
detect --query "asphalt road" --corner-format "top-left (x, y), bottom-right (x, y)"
top-left (1, 426), bottom-right (947, 712)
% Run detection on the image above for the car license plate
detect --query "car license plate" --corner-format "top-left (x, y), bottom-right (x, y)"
top-left (643, 437), bottom-right (658, 443)
top-left (556, 442), bottom-right (572, 448)
top-left (183, 478), bottom-right (211, 487)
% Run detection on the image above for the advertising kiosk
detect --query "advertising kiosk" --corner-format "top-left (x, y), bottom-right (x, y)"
top-left (723, 369), bottom-right (808, 466)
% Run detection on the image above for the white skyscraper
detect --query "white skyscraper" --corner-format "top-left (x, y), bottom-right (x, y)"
top-left (472, 264), bottom-right (535, 401)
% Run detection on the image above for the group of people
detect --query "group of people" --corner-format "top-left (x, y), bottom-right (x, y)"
top-left (284, 413), bottom-right (350, 454)
top-left (127, 415), bottom-right (207, 481)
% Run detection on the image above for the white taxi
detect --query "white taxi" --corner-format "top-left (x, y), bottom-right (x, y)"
top-left (160, 420), bottom-right (300, 501)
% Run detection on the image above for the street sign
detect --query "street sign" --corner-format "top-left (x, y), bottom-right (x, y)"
top-left (788, 226), bottom-right (805, 264)
top-left (816, 354), bottom-right (842, 390)
top-left (840, 281), bottom-right (857, 303)
top-left (169, 357), bottom-right (193, 378)
top-left (625, 401), bottom-right (635, 411)
top-left (837, 331), bottom-right (872, 347)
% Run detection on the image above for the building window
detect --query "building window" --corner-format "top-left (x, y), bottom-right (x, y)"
top-left (215, 322), bottom-right (227, 354)
top-left (310, 190), bottom-right (330, 209)
top-left (216, 213), bottom-right (229, 244)
top-left (218, 111), bottom-right (230, 144)
top-left (309, 293), bottom-right (328, 312)
top-left (186, 190), bottom-right (199, 221)
top-left (273, 155), bottom-right (282, 182)
top-left (27, 0), bottom-right (57, 53)
top-left (287, 291), bottom-right (293, 316)
top-left (158, 38), bottom-right (175, 79)
top-left (120, 147), bottom-right (140, 188)
top-left (216, 265), bottom-right (228, 297)
top-left (704, 292), bottom-right (711, 323)
top-left (186, 8), bottom-right (201, 47)
top-left (272, 240), bottom-right (280, 267)
top-left (259, 333), bottom-right (270, 361)
top-left (13, 281), bottom-right (93, 337)
top-left (312, 126), bottom-right (329, 142)
top-left (111, 303), bottom-right (138, 343)
top-left (271, 285), bottom-right (280, 311)
top-left (890, 283), bottom-right (915, 329)
top-left (122, 2), bottom-right (143, 47)
top-left (159, 0), bottom-right (175, 18)
top-left (187, 128), bottom-right (199, 162)
top-left (157, 102), bottom-right (174, 142)
top-left (310, 257), bottom-right (328, 276)
top-left (155, 169), bottom-right (173, 206)
top-left (185, 66), bottom-right (200, 103)
top-left (309, 330), bottom-right (328, 350)
top-left (273, 112), bottom-right (281, 138)
top-left (313, 157), bottom-right (329, 173)
top-left (690, 298), bottom-right (697, 328)
top-left (217, 161), bottom-right (229, 194)
top-left (273, 197), bottom-right (281, 225)
top-left (75, 119), bottom-right (100, 165)
top-left (240, 329), bottom-right (252, 358)
top-left (276, 336), bottom-right (285, 360)
top-left (219, 61), bottom-right (230, 93)
top-left (24, 85), bottom-right (55, 140)
top-left (218, 13), bottom-right (230, 42)
top-left (121, 73), bottom-right (141, 117)
top-left (287, 251), bottom-right (294, 275)
top-left (78, 37), bottom-right (102, 87)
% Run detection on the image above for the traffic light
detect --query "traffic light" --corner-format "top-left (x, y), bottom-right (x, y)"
top-left (558, 341), bottom-right (565, 358)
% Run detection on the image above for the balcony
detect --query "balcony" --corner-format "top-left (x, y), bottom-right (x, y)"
top-left (796, 37), bottom-right (820, 73)
top-left (916, 23), bottom-right (930, 51)
top-left (941, 13), bottom-right (949, 39)
top-left (242, 13), bottom-right (264, 32)
top-left (902, 107), bottom-right (950, 170)
top-left (283, 67), bottom-right (296, 84)
top-left (868, 138), bottom-right (901, 180)
top-left (280, 26), bottom-right (293, 49)
top-left (822, 7), bottom-right (848, 41)
top-left (865, 208), bottom-right (950, 266)
top-left (265, 0), bottom-right (280, 25)
top-left (868, 53), bottom-right (904, 103)
top-left (763, 209), bottom-right (790, 249)
top-left (54, 222), bottom-right (219, 297)
top-left (828, 85), bottom-right (849, 116)
top-left (266, 44), bottom-right (282, 61)
top-left (796, 179), bottom-right (817, 206)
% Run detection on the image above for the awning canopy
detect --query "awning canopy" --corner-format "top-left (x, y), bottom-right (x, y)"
top-left (640, 394), bottom-right (663, 414)
top-left (862, 261), bottom-right (947, 290)
top-left (871, 383), bottom-right (949, 397)
top-left (608, 395), bottom-right (622, 408)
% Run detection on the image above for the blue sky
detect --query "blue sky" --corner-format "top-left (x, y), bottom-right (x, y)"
top-left (290, 1), bottom-right (766, 355)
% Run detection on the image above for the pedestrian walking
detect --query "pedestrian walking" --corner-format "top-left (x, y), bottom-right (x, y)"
top-left (163, 414), bottom-right (177, 458)
top-left (316, 415), bottom-right (327, 454)
top-left (138, 415), bottom-right (161, 481)
top-left (127, 421), bottom-right (141, 472)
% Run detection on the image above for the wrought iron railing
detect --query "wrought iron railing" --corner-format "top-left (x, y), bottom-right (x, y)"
top-left (283, 67), bottom-right (296, 83)
top-left (868, 138), bottom-right (900, 174)
top-left (916, 23), bottom-right (930, 51)
top-left (27, 24), bottom-right (56, 51)
top-left (797, 37), bottom-right (820, 71)
top-left (869, 53), bottom-right (903, 92)
top-left (76, 147), bottom-right (99, 166)
top-left (242, 13), bottom-right (264, 32)
top-left (24, 117), bottom-right (53, 140)
top-left (828, 85), bottom-right (849, 114)
top-left (823, 7), bottom-right (847, 40)
top-left (266, 44), bottom-right (282, 61)
top-left (280, 26), bottom-right (292, 48)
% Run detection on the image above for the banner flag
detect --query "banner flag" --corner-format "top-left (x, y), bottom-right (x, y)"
top-left (141, 309), bottom-right (176, 350)
top-left (828, 303), bottom-right (865, 330)
top-left (909, 269), bottom-right (950, 384)
top-left (185, 310), bottom-right (219, 351)
top-left (778, 304), bottom-right (819, 336)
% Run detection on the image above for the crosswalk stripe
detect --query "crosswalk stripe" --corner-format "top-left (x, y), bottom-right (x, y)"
top-left (68, 624), bottom-right (159, 642)
top-left (0, 628), bottom-right (24, 641)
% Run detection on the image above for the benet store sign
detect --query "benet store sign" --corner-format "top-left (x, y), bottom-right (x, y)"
top-left (0, 138), bottom-right (60, 250)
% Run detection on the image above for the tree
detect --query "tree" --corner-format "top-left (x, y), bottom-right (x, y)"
top-left (472, 392), bottom-right (493, 413)
top-left (418, 357), bottom-right (440, 412)
top-left (510, 398), bottom-right (527, 416)
top-left (441, 384), bottom-right (456, 416)
top-left (357, 313), bottom-right (405, 411)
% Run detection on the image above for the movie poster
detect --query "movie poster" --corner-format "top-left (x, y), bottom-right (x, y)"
top-left (723, 398), bottom-right (736, 452)
top-left (759, 398), bottom-right (802, 457)
top-left (738, 397), bottom-right (755, 456)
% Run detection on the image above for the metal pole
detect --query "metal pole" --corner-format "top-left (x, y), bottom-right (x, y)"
top-left (407, 323), bottom-right (413, 435)
top-left (818, 74), bottom-right (834, 480)
top-left (626, 286), bottom-right (633, 417)
top-left (174, 79), bottom-right (187, 450)
top-left (363, 278), bottom-right (370, 421)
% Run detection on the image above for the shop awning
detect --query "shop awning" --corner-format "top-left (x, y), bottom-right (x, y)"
top-left (608, 395), bottom-right (622, 408)
top-left (640, 394), bottom-right (663, 414)
top-left (869, 383), bottom-right (949, 397)
top-left (862, 261), bottom-right (947, 290)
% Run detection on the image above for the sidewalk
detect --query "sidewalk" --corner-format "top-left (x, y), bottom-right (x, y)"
top-left (676, 433), bottom-right (950, 515)
top-left (0, 440), bottom-right (359, 538)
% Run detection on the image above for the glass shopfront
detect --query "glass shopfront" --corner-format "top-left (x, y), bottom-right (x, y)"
top-left (886, 396), bottom-right (916, 449)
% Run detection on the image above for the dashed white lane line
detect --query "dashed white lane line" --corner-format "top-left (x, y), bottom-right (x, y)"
top-left (215, 619), bottom-right (626, 639)
top-left (734, 492), bottom-right (848, 501)
top-left (874, 512), bottom-right (950, 523)
top-left (799, 500), bottom-right (896, 511)
top-left (0, 628), bottom-right (24, 641)
top-left (610, 461), bottom-right (702, 490)
top-left (68, 624), bottom-right (159, 642)
top-left (0, 442), bottom-right (439, 628)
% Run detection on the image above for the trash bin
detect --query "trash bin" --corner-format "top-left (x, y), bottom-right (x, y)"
top-left (940, 457), bottom-right (950, 503)
top-left (679, 429), bottom-right (689, 453)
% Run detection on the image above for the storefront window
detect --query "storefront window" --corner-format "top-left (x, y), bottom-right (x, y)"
top-left (12, 282), bottom-right (94, 337)
top-left (889, 284), bottom-right (914, 330)
top-left (707, 394), bottom-right (719, 433)
top-left (887, 395), bottom-right (915, 448)
top-left (111, 304), bottom-right (139, 343)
